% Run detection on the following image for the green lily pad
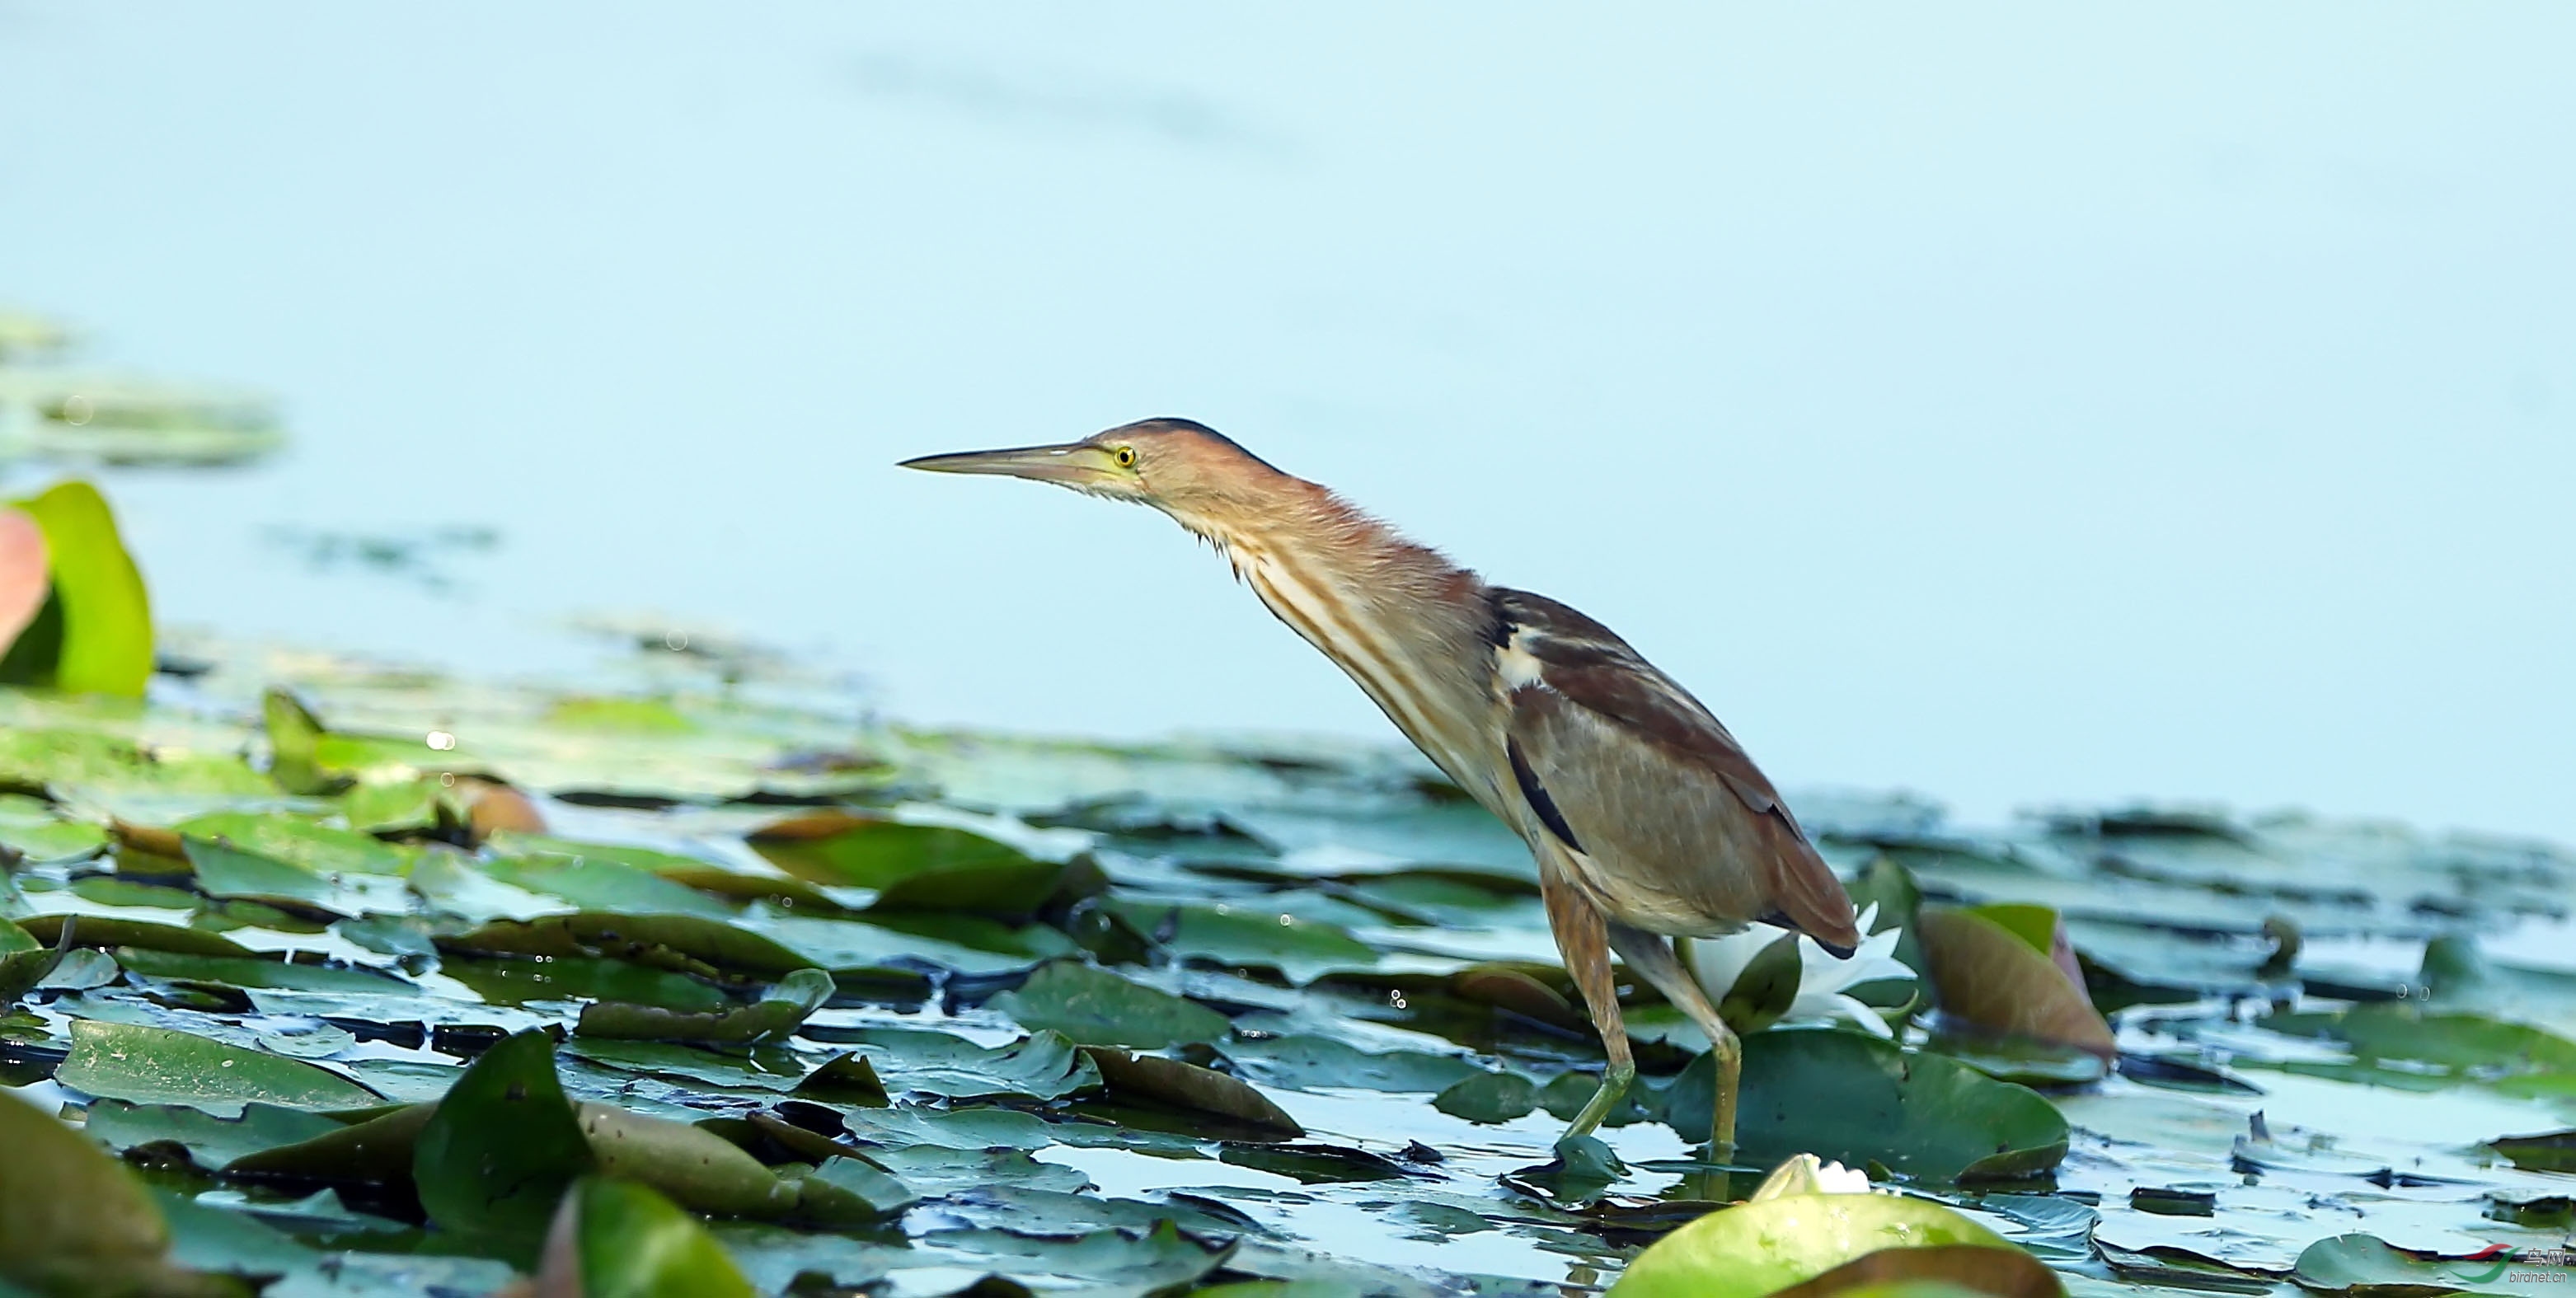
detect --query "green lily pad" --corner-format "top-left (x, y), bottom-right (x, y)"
top-left (747, 813), bottom-right (1034, 888)
top-left (787, 1155), bottom-right (920, 1225)
top-left (1081, 1046), bottom-right (1303, 1136)
top-left (2293, 1234), bottom-right (2574, 1296)
top-left (114, 949), bottom-right (415, 996)
top-left (809, 1024), bottom-right (1102, 1101)
top-left (1767, 1246), bottom-right (2066, 1298)
top-left (82, 1099), bottom-right (343, 1171)
top-left (1208, 1034), bottom-right (1480, 1096)
top-left (481, 850), bottom-right (739, 919)
top-left (539, 1176), bottom-right (757, 1298)
top-left (181, 836), bottom-right (340, 911)
top-left (435, 911), bottom-right (819, 980)
top-left (413, 1029), bottom-right (597, 1241)
top-left (1664, 1029), bottom-right (2069, 1182)
top-left (1432, 1070), bottom-right (1540, 1124)
top-left (0, 918), bottom-right (54, 1003)
top-left (56, 1019), bottom-right (382, 1118)
top-left (577, 967), bottom-right (832, 1044)
top-left (0, 1086), bottom-right (239, 1297)
top-left (442, 954), bottom-right (734, 1011)
top-left (988, 961), bottom-right (1232, 1049)
top-left (169, 811), bottom-right (407, 876)
top-left (15, 914), bottom-right (254, 958)
top-left (1102, 899), bottom-right (1380, 984)
top-left (1607, 1187), bottom-right (2024, 1298)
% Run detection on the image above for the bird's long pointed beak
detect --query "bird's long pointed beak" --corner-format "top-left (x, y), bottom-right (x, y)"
top-left (898, 442), bottom-right (1114, 485)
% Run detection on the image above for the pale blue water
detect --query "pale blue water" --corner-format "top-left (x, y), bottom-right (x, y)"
top-left (2, 3), bottom-right (2570, 841)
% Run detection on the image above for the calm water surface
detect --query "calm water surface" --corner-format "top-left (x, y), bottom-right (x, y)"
top-left (2, 3), bottom-right (2570, 841)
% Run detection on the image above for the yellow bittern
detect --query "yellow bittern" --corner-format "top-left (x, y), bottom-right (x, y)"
top-left (903, 419), bottom-right (1860, 1157)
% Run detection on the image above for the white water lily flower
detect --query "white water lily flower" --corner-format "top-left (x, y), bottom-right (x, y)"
top-left (1747, 1152), bottom-right (1879, 1200)
top-left (1687, 902), bottom-right (1915, 1038)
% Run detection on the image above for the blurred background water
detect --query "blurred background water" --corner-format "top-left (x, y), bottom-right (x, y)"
top-left (2, 3), bottom-right (2569, 841)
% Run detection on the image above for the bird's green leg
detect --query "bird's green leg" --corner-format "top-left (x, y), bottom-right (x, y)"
top-left (1543, 865), bottom-right (1635, 1140)
top-left (1609, 925), bottom-right (1743, 1169)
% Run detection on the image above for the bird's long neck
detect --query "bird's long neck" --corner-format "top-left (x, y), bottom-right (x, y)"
top-left (1170, 484), bottom-right (1509, 805)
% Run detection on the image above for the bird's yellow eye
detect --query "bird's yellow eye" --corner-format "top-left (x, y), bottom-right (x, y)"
top-left (1112, 445), bottom-right (1138, 469)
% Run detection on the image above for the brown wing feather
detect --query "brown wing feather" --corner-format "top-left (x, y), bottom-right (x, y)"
top-left (1493, 588), bottom-right (1860, 954)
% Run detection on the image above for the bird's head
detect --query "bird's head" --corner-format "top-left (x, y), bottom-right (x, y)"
top-left (900, 417), bottom-right (1291, 527)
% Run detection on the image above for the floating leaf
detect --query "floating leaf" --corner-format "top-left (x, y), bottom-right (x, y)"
top-left (786, 1155), bottom-right (918, 1225)
top-left (1101, 899), bottom-right (1379, 984)
top-left (2487, 1129), bottom-right (2576, 1173)
top-left (1663, 1029), bottom-right (2069, 1181)
top-left (16, 914), bottom-right (252, 958)
top-left (807, 1024), bottom-right (1100, 1101)
top-left (2293, 1234), bottom-right (2574, 1296)
top-left (747, 813), bottom-right (1033, 888)
top-left (1607, 1181), bottom-right (2026, 1298)
top-left (577, 968), bottom-right (832, 1044)
top-left (115, 949), bottom-right (415, 996)
top-left (443, 954), bottom-right (734, 1012)
top-left (181, 836), bottom-right (340, 911)
top-left (169, 811), bottom-right (407, 875)
top-left (1917, 906), bottom-right (2114, 1057)
top-left (1081, 1046), bottom-right (1302, 1136)
top-left (0, 1088), bottom-right (240, 1297)
top-left (412, 1029), bottom-right (595, 1239)
top-left (1767, 1245), bottom-right (2065, 1298)
top-left (988, 961), bottom-right (1232, 1049)
top-left (1432, 1071), bottom-right (1539, 1124)
top-left (482, 850), bottom-right (738, 919)
top-left (533, 1176), bottom-right (757, 1298)
top-left (56, 1020), bottom-right (382, 1118)
top-left (1217, 1034), bottom-right (1482, 1094)
top-left (575, 1102), bottom-right (799, 1217)
top-left (436, 911), bottom-right (819, 981)
top-left (83, 1099), bottom-right (341, 1172)
top-left (0, 918), bottom-right (54, 1003)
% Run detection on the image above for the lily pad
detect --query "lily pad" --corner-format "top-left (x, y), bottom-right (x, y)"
top-left (412, 1029), bottom-right (597, 1239)
top-left (2292, 1234), bottom-right (2574, 1296)
top-left (0, 1087), bottom-right (237, 1297)
top-left (56, 1020), bottom-right (383, 1118)
top-left (747, 813), bottom-right (1034, 888)
top-left (1608, 1185), bottom-right (2025, 1298)
top-left (1664, 1029), bottom-right (2069, 1181)
top-left (1917, 906), bottom-right (2114, 1057)
top-left (82, 1099), bottom-right (344, 1172)
top-left (577, 967), bottom-right (832, 1044)
top-left (988, 961), bottom-right (1232, 1049)
top-left (536, 1176), bottom-right (758, 1298)
top-left (807, 1024), bottom-right (1101, 1101)
top-left (1081, 1045), bottom-right (1303, 1136)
